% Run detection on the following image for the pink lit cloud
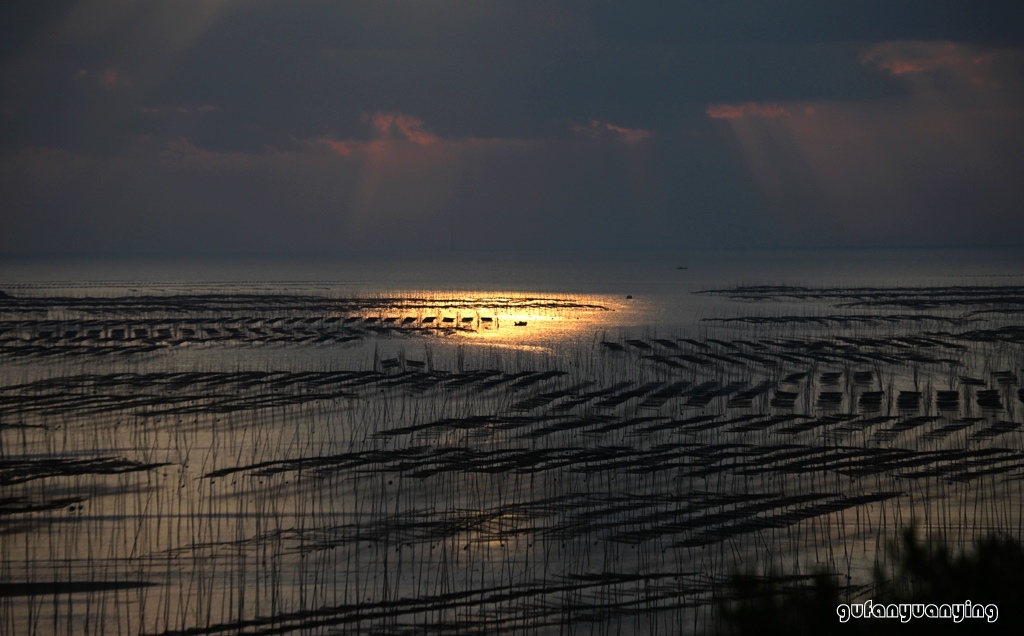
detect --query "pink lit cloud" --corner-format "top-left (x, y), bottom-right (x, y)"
top-left (860, 41), bottom-right (961, 76)
top-left (365, 111), bottom-right (439, 145)
top-left (317, 137), bottom-right (355, 156)
top-left (705, 102), bottom-right (790, 120)
top-left (76, 68), bottom-right (128, 88)
top-left (571, 119), bottom-right (653, 142)
top-left (706, 41), bottom-right (1024, 245)
top-left (859, 41), bottom-right (1017, 91)
top-left (309, 113), bottom-right (484, 241)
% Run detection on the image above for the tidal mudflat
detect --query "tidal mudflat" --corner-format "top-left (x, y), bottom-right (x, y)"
top-left (1, 280), bottom-right (1023, 634)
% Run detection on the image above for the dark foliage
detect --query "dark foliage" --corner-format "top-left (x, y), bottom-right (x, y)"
top-left (719, 528), bottom-right (1024, 635)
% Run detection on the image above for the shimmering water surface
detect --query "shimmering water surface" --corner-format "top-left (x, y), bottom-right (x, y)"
top-left (2, 248), bottom-right (1023, 634)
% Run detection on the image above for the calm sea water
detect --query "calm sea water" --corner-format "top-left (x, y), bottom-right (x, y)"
top-left (3, 246), bottom-right (1022, 329)
top-left (2, 246), bottom-right (1023, 635)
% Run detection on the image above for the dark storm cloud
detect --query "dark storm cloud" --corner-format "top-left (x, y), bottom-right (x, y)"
top-left (589, 1), bottom-right (1024, 45)
top-left (1, 1), bottom-right (1022, 256)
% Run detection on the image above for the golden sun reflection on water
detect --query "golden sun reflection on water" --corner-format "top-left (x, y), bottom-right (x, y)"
top-left (368, 290), bottom-right (627, 349)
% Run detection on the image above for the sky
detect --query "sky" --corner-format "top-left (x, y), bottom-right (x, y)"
top-left (1, 1), bottom-right (1023, 257)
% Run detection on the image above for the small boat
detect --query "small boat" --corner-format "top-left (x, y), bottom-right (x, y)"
top-left (514, 321), bottom-right (527, 326)
top-left (677, 266), bottom-right (688, 270)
